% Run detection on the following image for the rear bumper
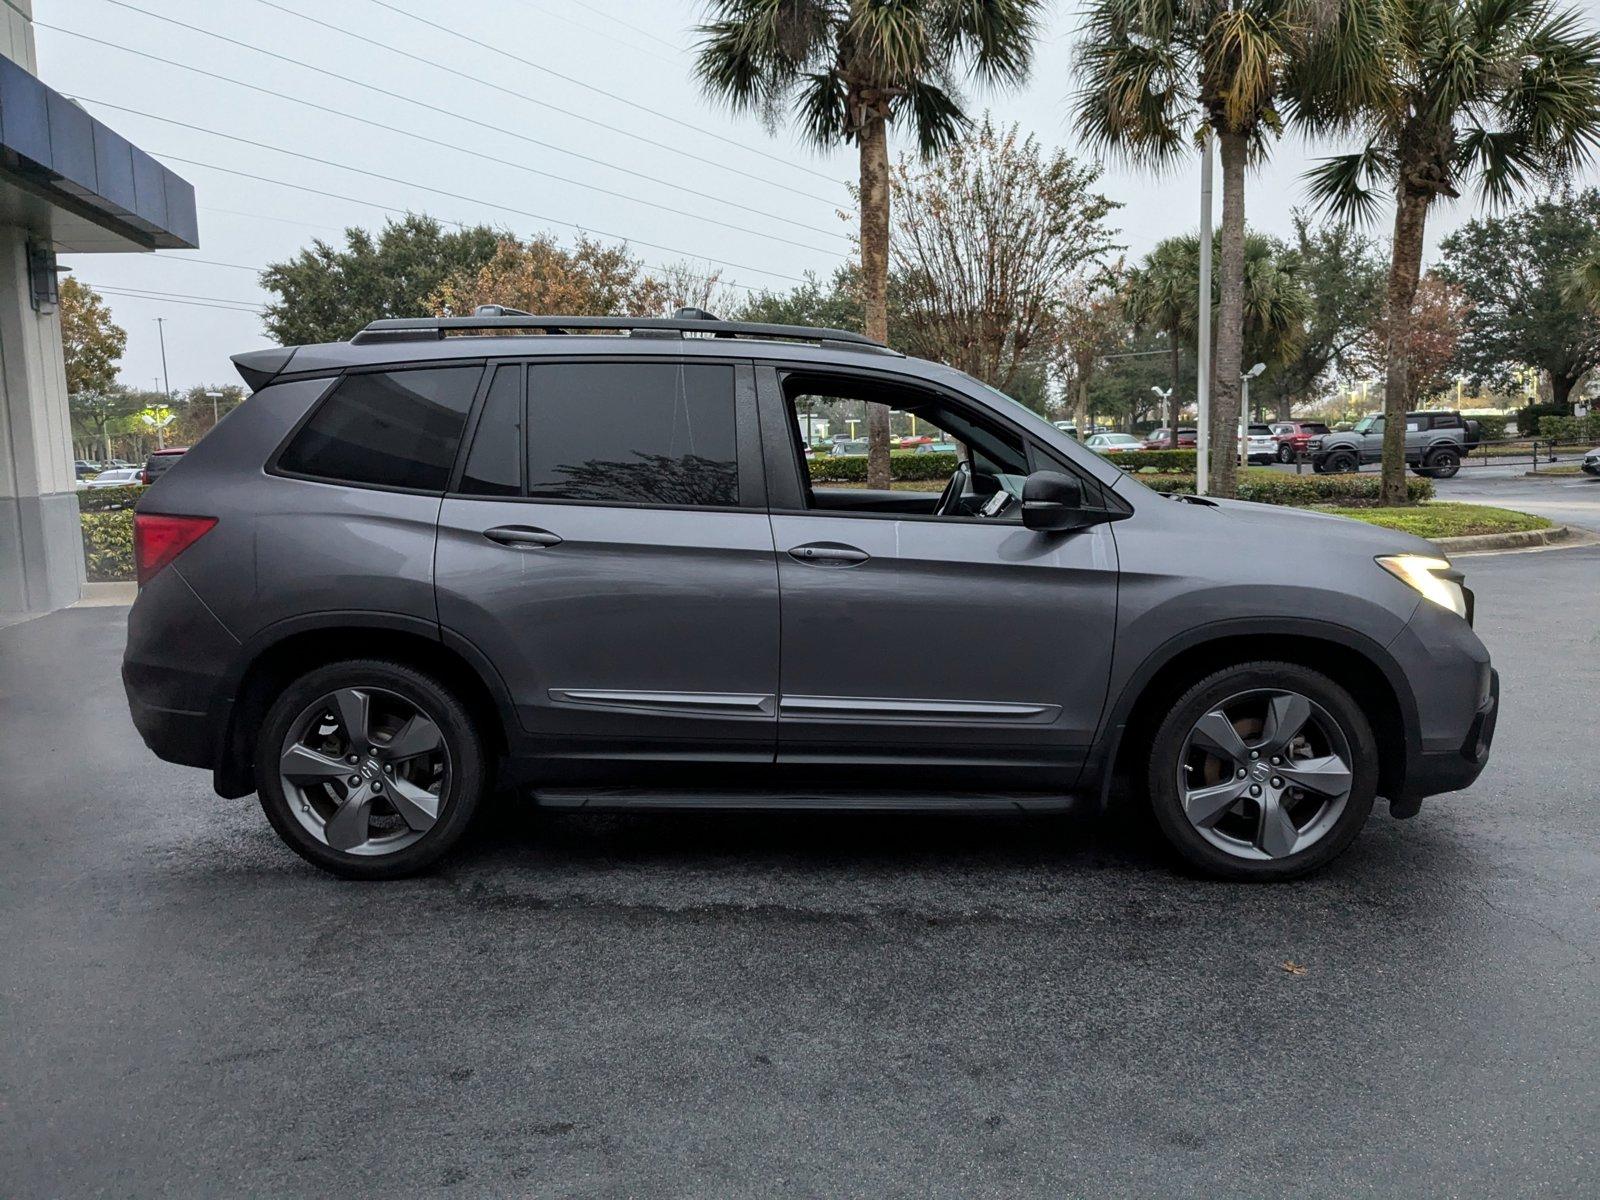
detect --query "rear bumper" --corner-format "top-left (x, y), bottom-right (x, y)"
top-left (124, 684), bottom-right (214, 769)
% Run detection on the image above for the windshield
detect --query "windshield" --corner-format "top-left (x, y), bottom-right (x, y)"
top-left (1353, 416), bottom-right (1377, 433)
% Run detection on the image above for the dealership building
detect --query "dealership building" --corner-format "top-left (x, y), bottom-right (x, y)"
top-left (0, 0), bottom-right (196, 615)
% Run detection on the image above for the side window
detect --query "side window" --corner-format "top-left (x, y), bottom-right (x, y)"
top-left (460, 365), bottom-right (522, 496)
top-left (525, 362), bottom-right (738, 507)
top-left (278, 366), bottom-right (480, 492)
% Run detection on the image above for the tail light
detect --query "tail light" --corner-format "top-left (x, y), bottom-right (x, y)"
top-left (134, 513), bottom-right (217, 588)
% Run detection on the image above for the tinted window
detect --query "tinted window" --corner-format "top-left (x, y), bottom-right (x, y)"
top-left (525, 362), bottom-right (737, 507)
top-left (460, 365), bottom-right (522, 496)
top-left (279, 366), bottom-right (480, 491)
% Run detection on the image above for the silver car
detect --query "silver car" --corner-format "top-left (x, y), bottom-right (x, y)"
top-left (123, 310), bottom-right (1497, 882)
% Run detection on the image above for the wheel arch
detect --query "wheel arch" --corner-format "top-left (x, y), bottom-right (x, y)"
top-left (1085, 619), bottom-right (1420, 810)
top-left (211, 612), bottom-right (516, 798)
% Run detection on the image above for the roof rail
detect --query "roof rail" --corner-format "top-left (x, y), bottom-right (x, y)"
top-left (349, 312), bottom-right (895, 354)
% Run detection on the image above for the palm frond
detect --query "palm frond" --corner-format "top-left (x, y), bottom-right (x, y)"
top-left (1304, 142), bottom-right (1394, 224)
top-left (936, 0), bottom-right (1045, 88)
top-left (1457, 125), bottom-right (1539, 206)
top-left (896, 79), bottom-right (971, 156)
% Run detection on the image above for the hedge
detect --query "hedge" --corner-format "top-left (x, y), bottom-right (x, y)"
top-left (1139, 470), bottom-right (1434, 506)
top-left (1471, 414), bottom-right (1508, 443)
top-left (808, 451), bottom-right (959, 482)
top-left (1536, 414), bottom-right (1600, 446)
top-left (78, 484), bottom-right (146, 512)
top-left (1515, 403), bottom-right (1569, 437)
top-left (81, 510), bottom-right (134, 581)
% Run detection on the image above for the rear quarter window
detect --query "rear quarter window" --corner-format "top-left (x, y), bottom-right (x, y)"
top-left (278, 365), bottom-right (482, 492)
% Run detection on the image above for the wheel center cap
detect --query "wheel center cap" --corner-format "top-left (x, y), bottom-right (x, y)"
top-left (1250, 762), bottom-right (1271, 782)
top-left (360, 759), bottom-right (382, 781)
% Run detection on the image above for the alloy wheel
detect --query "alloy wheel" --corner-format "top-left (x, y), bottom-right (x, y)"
top-left (1176, 688), bottom-right (1354, 862)
top-left (277, 686), bottom-right (451, 856)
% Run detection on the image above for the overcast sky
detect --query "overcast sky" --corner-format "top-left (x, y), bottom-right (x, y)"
top-left (44, 0), bottom-right (1600, 391)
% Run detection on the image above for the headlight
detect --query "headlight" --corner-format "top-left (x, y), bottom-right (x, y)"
top-left (1376, 554), bottom-right (1468, 619)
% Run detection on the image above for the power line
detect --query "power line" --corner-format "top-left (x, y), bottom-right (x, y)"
top-left (80, 283), bottom-right (267, 312)
top-left (201, 205), bottom-right (346, 234)
top-left (41, 22), bottom-right (848, 248)
top-left (77, 100), bottom-right (812, 285)
top-left (79, 94), bottom-right (841, 257)
top-left (152, 255), bottom-right (264, 273)
top-left (504, 0), bottom-right (680, 66)
top-left (355, 0), bottom-right (838, 185)
top-left (149, 154), bottom-right (774, 292)
top-left (568, 0), bottom-right (687, 53)
top-left (188, 0), bottom-right (845, 209)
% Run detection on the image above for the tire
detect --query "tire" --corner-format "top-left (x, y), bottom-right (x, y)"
top-left (254, 659), bottom-right (488, 879)
top-left (1325, 450), bottom-right (1359, 474)
top-left (1277, 443), bottom-right (1294, 463)
top-left (1145, 662), bottom-right (1378, 882)
top-left (1423, 446), bottom-right (1460, 479)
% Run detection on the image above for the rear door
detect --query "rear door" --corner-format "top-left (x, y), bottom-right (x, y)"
top-left (434, 357), bottom-right (780, 762)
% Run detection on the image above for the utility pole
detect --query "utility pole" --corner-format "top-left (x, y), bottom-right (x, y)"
top-left (1196, 130), bottom-right (1214, 496)
top-left (154, 317), bottom-right (171, 401)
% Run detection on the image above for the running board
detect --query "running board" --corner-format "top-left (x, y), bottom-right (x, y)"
top-left (531, 788), bottom-right (1076, 814)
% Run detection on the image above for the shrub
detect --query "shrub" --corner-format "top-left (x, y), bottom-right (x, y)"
top-left (1470, 414), bottom-right (1507, 443)
top-left (808, 451), bottom-right (959, 482)
top-left (81, 510), bottom-right (134, 581)
top-left (78, 484), bottom-right (146, 512)
top-left (1536, 414), bottom-right (1600, 446)
top-left (1515, 402), bottom-right (1569, 436)
top-left (1096, 449), bottom-right (1197, 471)
top-left (1138, 470), bottom-right (1434, 505)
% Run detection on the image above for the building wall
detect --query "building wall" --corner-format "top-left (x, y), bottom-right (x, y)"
top-left (0, 223), bottom-right (82, 613)
top-left (0, 0), bottom-right (36, 72)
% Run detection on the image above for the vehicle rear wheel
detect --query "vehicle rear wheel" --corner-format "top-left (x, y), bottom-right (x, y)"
top-left (1146, 662), bottom-right (1377, 881)
top-left (1276, 443), bottom-right (1294, 463)
top-left (254, 659), bottom-right (487, 879)
top-left (1423, 446), bottom-right (1461, 479)
top-left (1325, 450), bottom-right (1359, 474)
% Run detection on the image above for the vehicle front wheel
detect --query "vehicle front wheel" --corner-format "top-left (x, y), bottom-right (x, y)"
top-left (1423, 446), bottom-right (1461, 479)
top-left (1325, 450), bottom-right (1359, 474)
top-left (254, 659), bottom-right (488, 879)
top-left (1146, 662), bottom-right (1377, 881)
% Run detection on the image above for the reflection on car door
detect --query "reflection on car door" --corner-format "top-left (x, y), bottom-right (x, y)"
top-left (435, 359), bottom-right (780, 763)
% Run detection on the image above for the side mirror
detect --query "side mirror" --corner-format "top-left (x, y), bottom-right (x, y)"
top-left (1022, 470), bottom-right (1090, 531)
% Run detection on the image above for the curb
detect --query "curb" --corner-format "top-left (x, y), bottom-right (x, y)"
top-left (1433, 525), bottom-right (1582, 555)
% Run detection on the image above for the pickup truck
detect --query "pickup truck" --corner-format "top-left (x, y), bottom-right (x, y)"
top-left (1308, 411), bottom-right (1480, 478)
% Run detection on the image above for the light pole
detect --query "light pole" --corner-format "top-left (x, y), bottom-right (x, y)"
top-left (1196, 129), bottom-right (1214, 495)
top-left (205, 389), bottom-right (224, 428)
top-left (1150, 386), bottom-right (1173, 447)
top-left (1239, 363), bottom-right (1266, 467)
top-left (154, 317), bottom-right (171, 400)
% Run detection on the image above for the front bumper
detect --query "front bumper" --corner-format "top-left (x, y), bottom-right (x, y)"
top-left (1399, 667), bottom-right (1498, 803)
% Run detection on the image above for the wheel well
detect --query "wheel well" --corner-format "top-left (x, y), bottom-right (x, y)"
top-left (217, 627), bottom-right (509, 796)
top-left (1110, 634), bottom-right (1407, 800)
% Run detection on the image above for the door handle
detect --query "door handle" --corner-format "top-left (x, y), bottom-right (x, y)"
top-left (484, 525), bottom-right (563, 548)
top-left (787, 542), bottom-right (869, 566)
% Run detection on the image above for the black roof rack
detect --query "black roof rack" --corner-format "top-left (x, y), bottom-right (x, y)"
top-left (348, 311), bottom-right (894, 354)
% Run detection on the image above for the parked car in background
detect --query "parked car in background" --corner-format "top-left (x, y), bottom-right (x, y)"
top-left (1309, 412), bottom-right (1479, 478)
top-left (1269, 421), bottom-right (1331, 463)
top-left (1144, 428), bottom-right (1197, 450)
top-left (142, 448), bottom-right (188, 485)
top-left (1052, 420), bottom-right (1079, 439)
top-left (915, 440), bottom-right (959, 454)
top-left (1086, 432), bottom-right (1144, 454)
top-left (84, 467), bottom-right (144, 489)
top-left (1245, 424), bottom-right (1276, 465)
top-left (74, 459), bottom-right (97, 478)
top-left (1583, 447), bottom-right (1600, 477)
top-left (830, 438), bottom-right (869, 457)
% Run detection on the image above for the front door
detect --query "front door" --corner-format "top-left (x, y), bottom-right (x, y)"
top-left (762, 366), bottom-right (1120, 786)
top-left (435, 359), bottom-right (779, 763)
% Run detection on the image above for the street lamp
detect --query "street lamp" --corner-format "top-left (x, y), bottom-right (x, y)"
top-left (1151, 386), bottom-right (1174, 447)
top-left (205, 390), bottom-right (224, 427)
top-left (1196, 129), bottom-right (1214, 495)
top-left (1239, 363), bottom-right (1265, 466)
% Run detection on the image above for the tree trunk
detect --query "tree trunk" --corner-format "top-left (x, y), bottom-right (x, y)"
top-left (1380, 188), bottom-right (1430, 506)
top-left (1550, 372), bottom-right (1576, 410)
top-left (1209, 129), bottom-right (1248, 497)
top-left (858, 111), bottom-right (893, 492)
top-left (1168, 335), bottom-right (1181, 448)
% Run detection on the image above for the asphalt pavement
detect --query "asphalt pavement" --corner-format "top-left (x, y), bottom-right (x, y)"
top-left (3, 546), bottom-right (1598, 1198)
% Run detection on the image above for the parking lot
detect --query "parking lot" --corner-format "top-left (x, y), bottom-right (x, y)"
top-left (3, 532), bottom-right (1598, 1196)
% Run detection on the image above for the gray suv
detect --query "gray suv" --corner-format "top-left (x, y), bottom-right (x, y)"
top-left (123, 310), bottom-right (1497, 881)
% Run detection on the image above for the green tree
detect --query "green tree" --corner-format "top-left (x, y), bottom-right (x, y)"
top-left (60, 276), bottom-right (127, 396)
top-left (1123, 241), bottom-right (1196, 446)
top-left (1255, 212), bottom-right (1386, 419)
top-left (261, 215), bottom-right (500, 345)
top-left (429, 234), bottom-right (671, 317)
top-left (695, 0), bottom-right (1045, 489)
top-left (890, 117), bottom-right (1119, 394)
top-left (1438, 189), bottom-right (1600, 409)
top-left (69, 389), bottom-right (137, 463)
top-left (1305, 0), bottom-right (1600, 503)
top-left (1074, 0), bottom-right (1371, 495)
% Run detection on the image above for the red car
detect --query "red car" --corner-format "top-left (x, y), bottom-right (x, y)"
top-left (141, 447), bottom-right (187, 485)
top-left (1269, 421), bottom-right (1331, 463)
top-left (1144, 427), bottom-right (1198, 450)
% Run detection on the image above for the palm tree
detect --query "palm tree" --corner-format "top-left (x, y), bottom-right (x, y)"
top-left (1565, 241), bottom-right (1600, 312)
top-left (1123, 241), bottom-right (1195, 447)
top-left (1304, 0), bottom-right (1600, 504)
top-left (1073, 1), bottom-right (1364, 496)
top-left (695, 0), bottom-right (1044, 489)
